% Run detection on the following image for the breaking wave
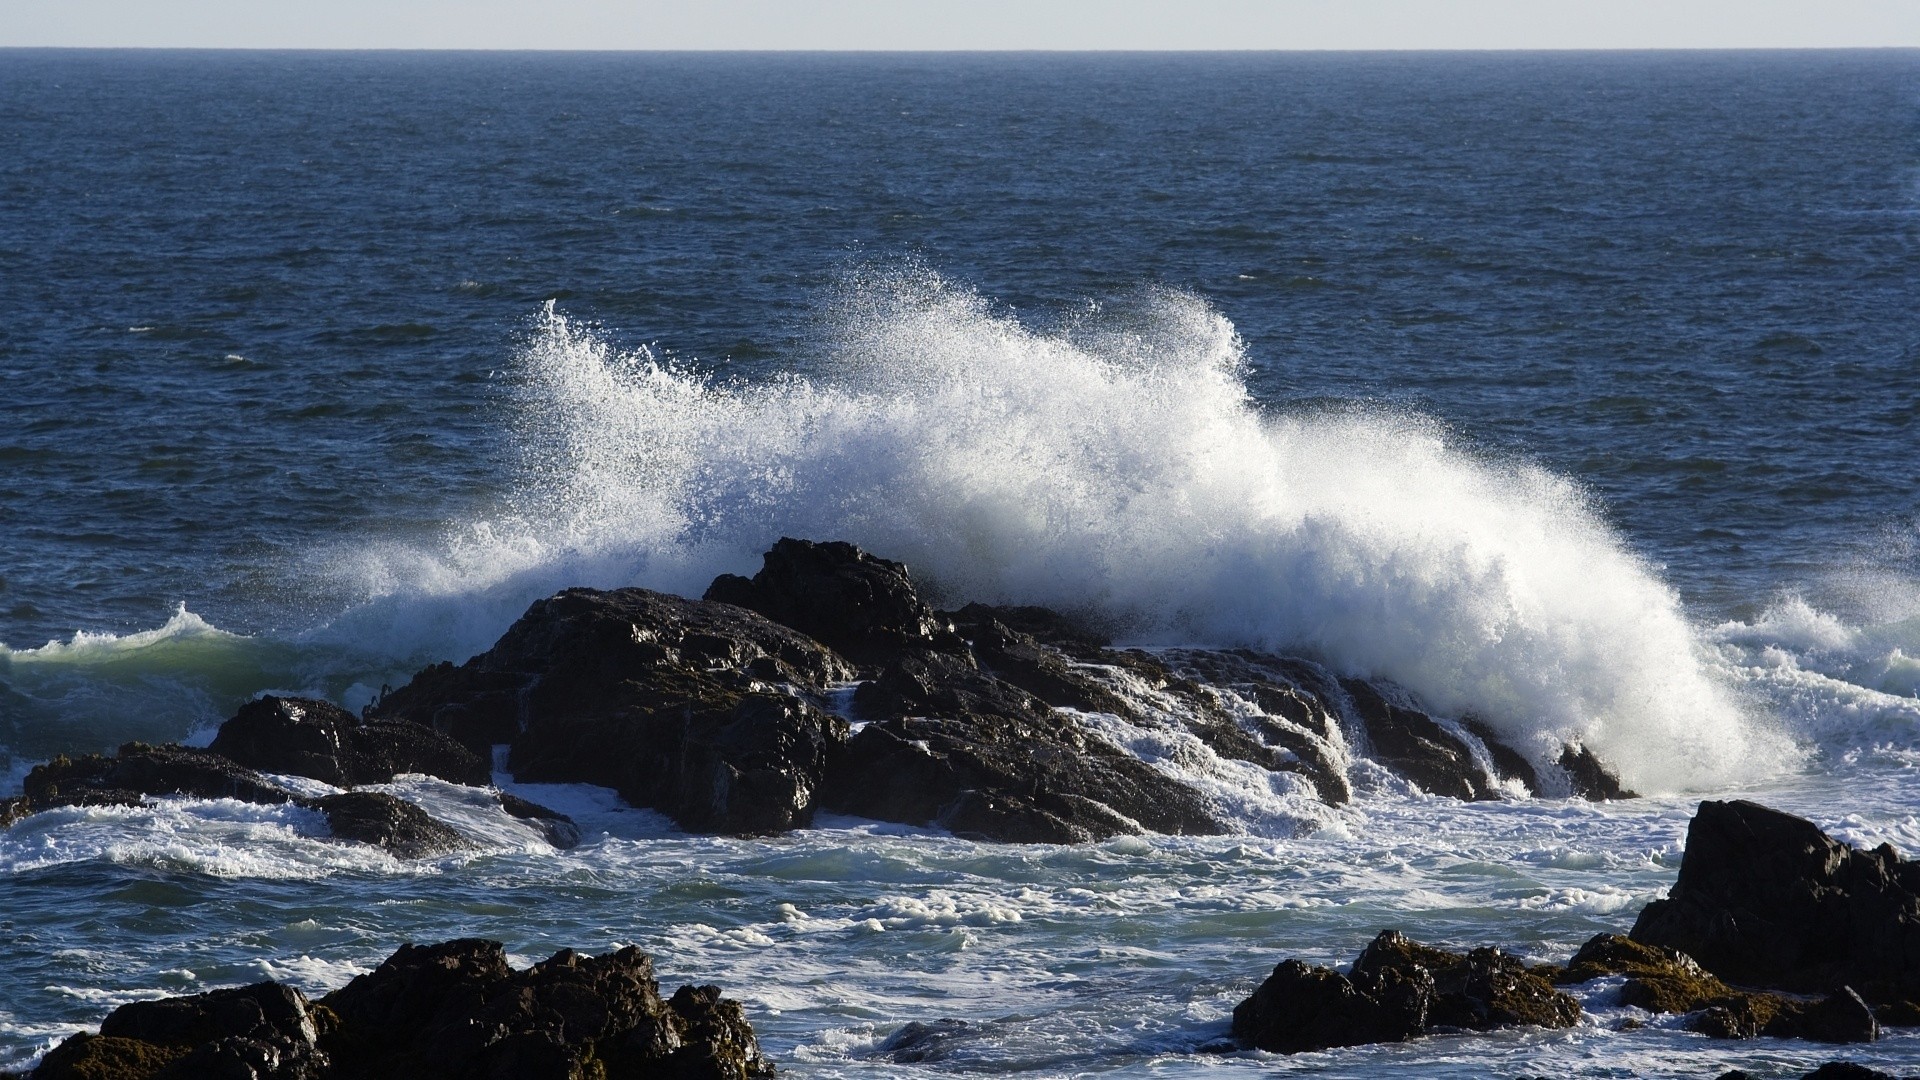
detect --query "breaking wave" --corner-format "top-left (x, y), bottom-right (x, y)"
top-left (326, 267), bottom-right (1790, 793)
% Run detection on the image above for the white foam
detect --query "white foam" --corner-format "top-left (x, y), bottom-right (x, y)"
top-left (316, 268), bottom-right (1780, 793)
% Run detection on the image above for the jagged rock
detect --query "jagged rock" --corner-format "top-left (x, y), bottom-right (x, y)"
top-left (498, 792), bottom-right (582, 849)
top-left (1231, 958), bottom-right (1431, 1053)
top-left (1340, 680), bottom-right (1501, 801)
top-left (211, 696), bottom-right (489, 788)
top-left (34, 981), bottom-right (330, 1079)
top-left (1231, 930), bottom-right (1578, 1054)
top-left (311, 792), bottom-right (471, 859)
top-left (23, 743), bottom-right (299, 810)
top-left (1557, 743), bottom-right (1635, 800)
top-left (321, 938), bottom-right (771, 1079)
top-left (1153, 648), bottom-right (1355, 805)
top-left (831, 649), bottom-right (1222, 843)
top-left (1558, 933), bottom-right (1879, 1043)
top-left (1352, 930), bottom-right (1580, 1031)
top-left (374, 587), bottom-right (854, 836)
top-left (30, 940), bottom-right (770, 1080)
top-left (704, 537), bottom-right (955, 666)
top-left (1631, 800), bottom-right (1920, 1009)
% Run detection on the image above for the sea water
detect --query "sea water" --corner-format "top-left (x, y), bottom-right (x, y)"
top-left (0, 50), bottom-right (1917, 1076)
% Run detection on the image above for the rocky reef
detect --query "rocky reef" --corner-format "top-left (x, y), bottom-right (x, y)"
top-left (361, 537), bottom-right (1625, 842)
top-left (1228, 800), bottom-right (1917, 1056)
top-left (23, 938), bottom-right (769, 1080)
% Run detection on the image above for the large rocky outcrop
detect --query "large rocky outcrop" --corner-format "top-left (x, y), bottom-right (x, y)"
top-left (211, 696), bottom-right (489, 788)
top-left (354, 539), bottom-right (1630, 841)
top-left (374, 587), bottom-right (855, 836)
top-left (1230, 930), bottom-right (1579, 1053)
top-left (29, 939), bottom-right (770, 1080)
top-left (1630, 800), bottom-right (1920, 1009)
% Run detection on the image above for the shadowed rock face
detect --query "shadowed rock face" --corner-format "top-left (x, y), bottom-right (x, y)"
top-left (310, 792), bottom-right (471, 859)
top-left (704, 536), bottom-right (956, 667)
top-left (1630, 800), bottom-right (1920, 1008)
top-left (375, 587), bottom-right (854, 836)
top-left (1231, 929), bottom-right (1579, 1054)
top-left (211, 696), bottom-right (489, 788)
top-left (29, 939), bottom-right (770, 1080)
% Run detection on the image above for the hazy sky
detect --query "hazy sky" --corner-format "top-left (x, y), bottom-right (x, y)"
top-left (5, 0), bottom-right (1918, 51)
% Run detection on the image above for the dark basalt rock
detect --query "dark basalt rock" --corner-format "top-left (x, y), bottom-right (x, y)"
top-left (1630, 800), bottom-right (1920, 1009)
top-left (374, 586), bottom-right (854, 836)
top-left (322, 938), bottom-right (771, 1079)
top-left (34, 981), bottom-right (331, 1080)
top-left (31, 939), bottom-right (770, 1080)
top-left (871, 1019), bottom-right (980, 1063)
top-left (498, 792), bottom-right (582, 849)
top-left (1340, 680), bottom-right (1501, 801)
top-left (704, 537), bottom-right (955, 666)
top-left (1231, 930), bottom-right (1578, 1054)
top-left (23, 743), bottom-right (300, 810)
top-left (1555, 933), bottom-right (1878, 1043)
top-left (1557, 742), bottom-right (1636, 800)
top-left (1153, 648), bottom-right (1355, 805)
top-left (211, 696), bottom-right (490, 788)
top-left (311, 792), bottom-right (471, 859)
top-left (830, 650), bottom-right (1223, 843)
top-left (1801, 1066), bottom-right (1912, 1080)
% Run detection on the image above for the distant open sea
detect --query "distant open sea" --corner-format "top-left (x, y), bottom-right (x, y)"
top-left (1, 50), bottom-right (1917, 1077)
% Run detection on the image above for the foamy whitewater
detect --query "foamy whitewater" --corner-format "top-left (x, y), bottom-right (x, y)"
top-left (4, 50), bottom-right (1918, 1079)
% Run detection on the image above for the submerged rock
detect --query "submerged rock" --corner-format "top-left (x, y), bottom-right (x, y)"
top-left (1630, 800), bottom-right (1920, 1010)
top-left (211, 695), bottom-right (489, 788)
top-left (30, 938), bottom-right (770, 1080)
top-left (1231, 930), bottom-right (1579, 1053)
top-left (311, 792), bottom-right (472, 859)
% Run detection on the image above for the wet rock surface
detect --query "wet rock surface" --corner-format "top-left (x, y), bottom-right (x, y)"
top-left (29, 939), bottom-right (770, 1080)
top-left (1630, 800), bottom-right (1920, 1009)
top-left (375, 586), bottom-right (854, 836)
top-left (704, 536), bottom-right (957, 666)
top-left (211, 695), bottom-right (489, 788)
top-left (311, 791), bottom-right (472, 859)
top-left (1231, 929), bottom-right (1579, 1053)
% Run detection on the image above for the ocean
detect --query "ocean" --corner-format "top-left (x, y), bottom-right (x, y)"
top-left (0, 49), bottom-right (1917, 1076)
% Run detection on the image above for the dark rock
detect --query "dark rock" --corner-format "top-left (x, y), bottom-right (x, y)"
top-left (497, 792), bottom-right (582, 849)
top-left (1352, 930), bottom-right (1580, 1032)
top-left (872, 1019), bottom-right (977, 1063)
top-left (1802, 1066), bottom-right (1902, 1080)
top-left (24, 744), bottom-right (299, 810)
top-left (1461, 718), bottom-right (1542, 794)
top-left (1231, 957), bottom-right (1432, 1054)
top-left (1800, 987), bottom-right (1881, 1044)
top-left (321, 938), bottom-right (770, 1079)
top-left (1232, 931), bottom-right (1577, 1054)
top-left (1630, 800), bottom-right (1920, 1007)
top-left (1715, 1072), bottom-right (1759, 1080)
top-left (375, 586), bottom-right (854, 836)
top-left (830, 650), bottom-right (1222, 843)
top-left (34, 981), bottom-right (329, 1080)
top-left (1341, 680), bottom-right (1500, 801)
top-left (211, 696), bottom-right (489, 788)
top-left (704, 537), bottom-right (955, 666)
top-left (1557, 743), bottom-right (1635, 800)
top-left (310, 792), bottom-right (471, 859)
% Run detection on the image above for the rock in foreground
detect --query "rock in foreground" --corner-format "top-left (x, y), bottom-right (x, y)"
top-left (30, 938), bottom-right (770, 1080)
top-left (1631, 800), bottom-right (1920, 1011)
top-left (1231, 930), bottom-right (1580, 1053)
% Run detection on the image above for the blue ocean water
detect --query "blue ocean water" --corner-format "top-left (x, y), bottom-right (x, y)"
top-left (1, 50), bottom-right (1917, 1076)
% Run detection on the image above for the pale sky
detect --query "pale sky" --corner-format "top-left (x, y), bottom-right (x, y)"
top-left (4, 0), bottom-right (1917, 51)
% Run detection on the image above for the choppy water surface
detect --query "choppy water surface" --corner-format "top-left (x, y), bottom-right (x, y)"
top-left (1, 51), bottom-right (1917, 1076)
